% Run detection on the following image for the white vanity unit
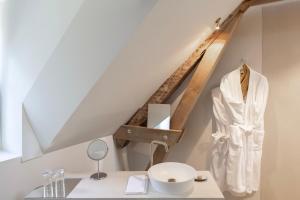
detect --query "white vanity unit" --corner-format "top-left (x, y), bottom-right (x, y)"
top-left (25, 171), bottom-right (224, 199)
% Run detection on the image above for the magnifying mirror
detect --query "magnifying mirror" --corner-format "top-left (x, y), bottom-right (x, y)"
top-left (87, 139), bottom-right (108, 180)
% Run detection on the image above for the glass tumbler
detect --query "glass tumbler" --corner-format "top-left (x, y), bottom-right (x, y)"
top-left (55, 169), bottom-right (66, 198)
top-left (42, 170), bottom-right (53, 198)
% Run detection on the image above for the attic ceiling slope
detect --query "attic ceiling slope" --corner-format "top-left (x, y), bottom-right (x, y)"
top-left (48, 0), bottom-right (243, 153)
top-left (2, 0), bottom-right (84, 155)
top-left (23, 0), bottom-right (157, 155)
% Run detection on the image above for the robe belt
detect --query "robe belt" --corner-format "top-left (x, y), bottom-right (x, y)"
top-left (232, 123), bottom-right (258, 136)
top-left (232, 123), bottom-right (263, 151)
top-left (212, 123), bottom-right (260, 149)
top-left (213, 124), bottom-right (259, 142)
top-left (212, 132), bottom-right (229, 143)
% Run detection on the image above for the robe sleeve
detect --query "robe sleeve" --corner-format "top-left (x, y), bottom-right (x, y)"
top-left (210, 88), bottom-right (230, 191)
top-left (212, 88), bottom-right (230, 141)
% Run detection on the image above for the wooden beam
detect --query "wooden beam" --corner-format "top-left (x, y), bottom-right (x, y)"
top-left (114, 0), bottom-right (245, 148)
top-left (114, 0), bottom-right (263, 149)
top-left (114, 125), bottom-right (182, 146)
top-left (114, 35), bottom-right (208, 148)
top-left (171, 27), bottom-right (239, 130)
top-left (170, 0), bottom-right (265, 130)
top-left (126, 50), bottom-right (206, 127)
top-left (150, 12), bottom-right (243, 167)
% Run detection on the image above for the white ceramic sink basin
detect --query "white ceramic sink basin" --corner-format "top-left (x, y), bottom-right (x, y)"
top-left (148, 162), bottom-right (197, 194)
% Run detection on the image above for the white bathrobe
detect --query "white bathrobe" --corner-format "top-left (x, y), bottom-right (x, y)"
top-left (210, 67), bottom-right (269, 195)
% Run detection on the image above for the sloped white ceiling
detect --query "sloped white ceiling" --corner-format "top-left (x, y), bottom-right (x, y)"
top-left (2, 0), bottom-right (84, 155)
top-left (23, 0), bottom-right (243, 154)
top-left (23, 0), bottom-right (157, 151)
top-left (48, 0), bottom-right (243, 152)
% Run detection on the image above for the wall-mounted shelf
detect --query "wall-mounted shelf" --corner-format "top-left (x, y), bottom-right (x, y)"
top-left (114, 125), bottom-right (183, 146)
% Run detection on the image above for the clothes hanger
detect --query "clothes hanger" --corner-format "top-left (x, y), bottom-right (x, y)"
top-left (240, 58), bottom-right (249, 75)
top-left (239, 58), bottom-right (250, 99)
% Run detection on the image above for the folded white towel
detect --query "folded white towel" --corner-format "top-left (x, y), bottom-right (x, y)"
top-left (125, 175), bottom-right (149, 195)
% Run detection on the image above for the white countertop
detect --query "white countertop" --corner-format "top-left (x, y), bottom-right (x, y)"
top-left (26, 171), bottom-right (224, 199)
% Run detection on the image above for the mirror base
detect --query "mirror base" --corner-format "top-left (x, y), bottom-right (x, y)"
top-left (90, 172), bottom-right (107, 180)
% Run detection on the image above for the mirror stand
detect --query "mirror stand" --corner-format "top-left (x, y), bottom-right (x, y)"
top-left (90, 160), bottom-right (107, 180)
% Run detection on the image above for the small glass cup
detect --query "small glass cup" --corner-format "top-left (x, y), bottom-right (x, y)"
top-left (55, 169), bottom-right (66, 198)
top-left (42, 170), bottom-right (53, 198)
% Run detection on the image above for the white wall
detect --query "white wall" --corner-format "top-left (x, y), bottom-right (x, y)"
top-left (0, 2), bottom-right (5, 148)
top-left (22, 108), bottom-right (43, 160)
top-left (1, 0), bottom-right (84, 154)
top-left (0, 2), bottom-right (5, 87)
top-left (261, 1), bottom-right (300, 199)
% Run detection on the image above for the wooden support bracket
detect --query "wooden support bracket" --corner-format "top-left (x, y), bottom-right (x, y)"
top-left (114, 48), bottom-right (207, 148)
top-left (114, 125), bottom-right (183, 146)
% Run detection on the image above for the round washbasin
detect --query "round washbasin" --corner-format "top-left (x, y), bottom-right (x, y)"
top-left (148, 162), bottom-right (197, 194)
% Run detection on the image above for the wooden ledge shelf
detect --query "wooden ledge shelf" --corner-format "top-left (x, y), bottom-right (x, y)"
top-left (114, 125), bottom-right (182, 146)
